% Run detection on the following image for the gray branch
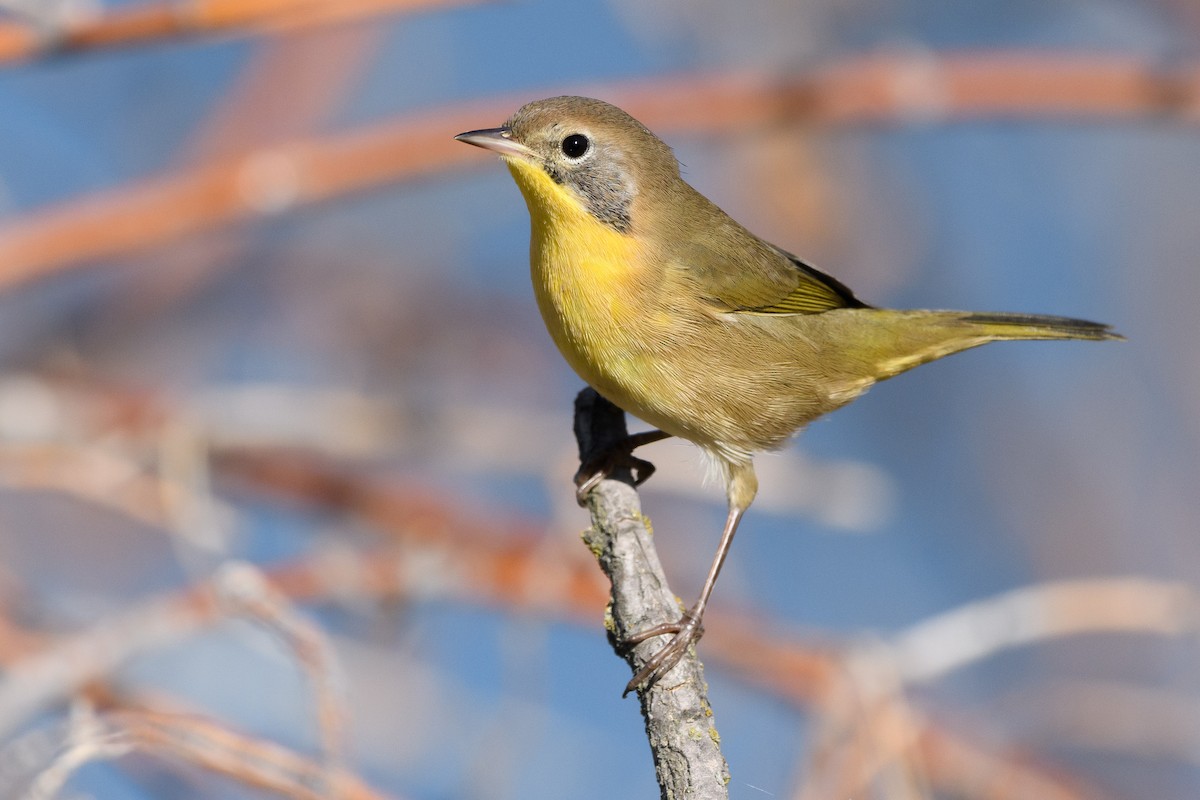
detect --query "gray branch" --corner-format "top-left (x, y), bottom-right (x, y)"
top-left (573, 388), bottom-right (729, 800)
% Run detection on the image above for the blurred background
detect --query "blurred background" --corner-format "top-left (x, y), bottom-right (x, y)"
top-left (0, 0), bottom-right (1195, 798)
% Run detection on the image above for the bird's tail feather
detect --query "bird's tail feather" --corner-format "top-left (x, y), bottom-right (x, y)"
top-left (958, 311), bottom-right (1122, 342)
top-left (860, 309), bottom-right (1122, 381)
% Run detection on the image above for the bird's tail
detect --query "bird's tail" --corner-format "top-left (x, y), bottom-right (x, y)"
top-left (956, 311), bottom-right (1121, 342)
top-left (853, 309), bottom-right (1122, 382)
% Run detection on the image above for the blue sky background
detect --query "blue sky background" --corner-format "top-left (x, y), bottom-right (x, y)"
top-left (0, 1), bottom-right (1197, 798)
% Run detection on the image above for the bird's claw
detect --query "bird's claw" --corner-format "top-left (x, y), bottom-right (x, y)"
top-left (574, 444), bottom-right (657, 506)
top-left (621, 610), bottom-right (705, 696)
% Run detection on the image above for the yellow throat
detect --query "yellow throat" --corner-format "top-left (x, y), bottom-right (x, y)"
top-left (503, 156), bottom-right (647, 396)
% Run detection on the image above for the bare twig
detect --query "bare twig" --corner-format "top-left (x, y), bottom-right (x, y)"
top-left (573, 388), bottom-right (729, 800)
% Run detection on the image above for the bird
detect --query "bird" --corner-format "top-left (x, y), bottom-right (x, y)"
top-left (455, 95), bottom-right (1121, 695)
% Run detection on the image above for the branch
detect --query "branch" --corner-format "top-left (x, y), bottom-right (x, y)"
top-left (13, 697), bottom-right (399, 800)
top-left (1, 54), bottom-right (1197, 291)
top-left (882, 577), bottom-right (1200, 686)
top-left (572, 388), bottom-right (729, 800)
top-left (0, 0), bottom-right (488, 64)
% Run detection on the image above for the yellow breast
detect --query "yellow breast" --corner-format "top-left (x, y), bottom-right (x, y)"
top-left (505, 158), bottom-right (650, 398)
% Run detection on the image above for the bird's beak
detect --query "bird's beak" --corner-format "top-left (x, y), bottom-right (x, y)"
top-left (454, 126), bottom-right (533, 159)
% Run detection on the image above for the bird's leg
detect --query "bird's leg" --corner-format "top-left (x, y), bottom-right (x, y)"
top-left (622, 462), bottom-right (757, 696)
top-left (574, 428), bottom-right (671, 505)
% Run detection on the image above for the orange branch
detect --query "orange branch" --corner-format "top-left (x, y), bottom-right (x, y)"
top-left (118, 710), bottom-right (396, 800)
top-left (0, 103), bottom-right (481, 290)
top-left (110, 22), bottom-right (389, 319)
top-left (0, 54), bottom-right (1195, 294)
top-left (42, 700), bottom-right (403, 800)
top-left (0, 0), bottom-right (487, 63)
top-left (212, 447), bottom-right (611, 618)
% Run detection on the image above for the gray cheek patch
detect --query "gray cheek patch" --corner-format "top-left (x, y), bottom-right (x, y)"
top-left (573, 161), bottom-right (635, 235)
top-left (544, 149), bottom-right (635, 235)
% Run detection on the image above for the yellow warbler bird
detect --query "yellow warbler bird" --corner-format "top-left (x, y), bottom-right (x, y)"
top-left (456, 96), bottom-right (1120, 695)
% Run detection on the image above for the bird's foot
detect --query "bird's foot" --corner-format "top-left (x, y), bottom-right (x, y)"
top-left (574, 432), bottom-right (660, 506)
top-left (621, 609), bottom-right (705, 696)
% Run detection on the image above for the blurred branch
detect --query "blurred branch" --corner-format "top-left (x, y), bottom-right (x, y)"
top-left (0, 583), bottom-right (217, 740)
top-left (787, 576), bottom-right (1200, 799)
top-left (15, 696), bottom-right (398, 800)
top-left (912, 723), bottom-right (1096, 800)
top-left (0, 481), bottom-right (1145, 800)
top-left (110, 21), bottom-right (388, 321)
top-left (792, 643), bottom-right (1096, 800)
top-left (0, 447), bottom-right (607, 740)
top-left (572, 388), bottom-right (729, 800)
top-left (0, 106), bottom-right (475, 290)
top-left (1000, 679), bottom-right (1200, 766)
top-left (213, 562), bottom-right (346, 784)
top-left (0, 376), bottom-right (1184, 797)
top-left (882, 577), bottom-right (1200, 686)
top-left (0, 442), bottom-right (187, 529)
top-left (213, 446), bottom-right (611, 618)
top-left (0, 537), bottom-right (1113, 800)
top-left (1, 53), bottom-right (1197, 293)
top-left (0, 612), bottom-right (47, 664)
top-left (0, 0), bottom-right (487, 64)
top-left (18, 699), bottom-right (134, 800)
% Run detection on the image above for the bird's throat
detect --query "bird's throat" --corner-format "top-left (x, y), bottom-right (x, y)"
top-left (504, 158), bottom-right (645, 395)
top-left (501, 157), bottom-right (662, 419)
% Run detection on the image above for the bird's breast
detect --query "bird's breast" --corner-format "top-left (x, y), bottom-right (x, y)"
top-left (508, 159), bottom-right (657, 397)
top-left (530, 218), bottom-right (654, 400)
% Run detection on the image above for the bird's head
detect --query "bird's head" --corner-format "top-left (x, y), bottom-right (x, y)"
top-left (456, 96), bottom-right (679, 236)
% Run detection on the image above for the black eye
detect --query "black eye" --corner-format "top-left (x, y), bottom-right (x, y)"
top-left (561, 133), bottom-right (590, 159)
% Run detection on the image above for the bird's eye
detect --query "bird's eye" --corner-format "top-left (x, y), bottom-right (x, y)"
top-left (561, 133), bottom-right (590, 159)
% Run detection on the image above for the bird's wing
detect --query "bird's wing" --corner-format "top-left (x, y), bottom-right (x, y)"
top-left (746, 249), bottom-right (869, 313)
top-left (686, 239), bottom-right (869, 314)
